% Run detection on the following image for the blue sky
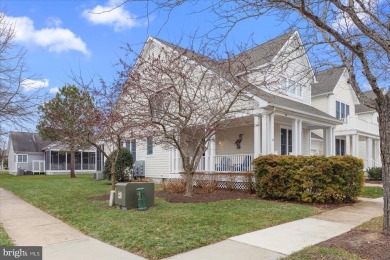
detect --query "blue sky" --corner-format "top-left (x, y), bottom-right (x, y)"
top-left (2, 0), bottom-right (289, 96)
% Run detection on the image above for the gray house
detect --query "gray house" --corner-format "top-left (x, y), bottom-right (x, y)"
top-left (8, 132), bottom-right (103, 175)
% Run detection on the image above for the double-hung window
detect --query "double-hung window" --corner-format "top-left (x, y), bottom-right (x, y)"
top-left (146, 137), bottom-right (153, 155)
top-left (336, 101), bottom-right (350, 120)
top-left (17, 154), bottom-right (28, 163)
top-left (280, 77), bottom-right (303, 97)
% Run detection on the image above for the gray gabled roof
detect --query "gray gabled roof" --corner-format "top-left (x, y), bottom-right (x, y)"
top-left (151, 34), bottom-right (340, 124)
top-left (229, 31), bottom-right (295, 72)
top-left (9, 132), bottom-right (50, 153)
top-left (355, 89), bottom-right (380, 113)
top-left (312, 67), bottom-right (345, 96)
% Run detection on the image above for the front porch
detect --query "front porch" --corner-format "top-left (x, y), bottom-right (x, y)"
top-left (41, 144), bottom-right (104, 175)
top-left (169, 110), bottom-right (340, 174)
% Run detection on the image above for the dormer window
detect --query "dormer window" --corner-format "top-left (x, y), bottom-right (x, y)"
top-left (280, 76), bottom-right (303, 97)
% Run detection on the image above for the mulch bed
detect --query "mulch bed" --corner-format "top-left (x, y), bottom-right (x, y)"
top-left (319, 230), bottom-right (390, 260)
top-left (155, 189), bottom-right (352, 210)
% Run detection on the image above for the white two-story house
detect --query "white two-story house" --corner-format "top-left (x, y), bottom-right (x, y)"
top-left (123, 31), bottom-right (343, 180)
top-left (311, 67), bottom-right (382, 169)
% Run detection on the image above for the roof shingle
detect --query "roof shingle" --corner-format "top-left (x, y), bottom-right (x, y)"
top-left (9, 132), bottom-right (50, 153)
top-left (312, 67), bottom-right (345, 96)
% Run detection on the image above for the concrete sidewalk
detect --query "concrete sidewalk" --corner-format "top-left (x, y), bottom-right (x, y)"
top-left (167, 198), bottom-right (383, 260)
top-left (0, 188), bottom-right (145, 260)
top-left (0, 187), bottom-right (384, 260)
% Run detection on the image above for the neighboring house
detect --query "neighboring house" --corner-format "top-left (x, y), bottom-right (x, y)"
top-left (311, 67), bottom-right (382, 169)
top-left (123, 31), bottom-right (343, 180)
top-left (7, 132), bottom-right (103, 175)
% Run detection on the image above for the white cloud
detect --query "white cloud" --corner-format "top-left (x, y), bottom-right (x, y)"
top-left (4, 15), bottom-right (89, 55)
top-left (332, 1), bottom-right (378, 33)
top-left (82, 0), bottom-right (137, 31)
top-left (49, 87), bottom-right (59, 94)
top-left (22, 79), bottom-right (49, 91)
top-left (46, 16), bottom-right (62, 28)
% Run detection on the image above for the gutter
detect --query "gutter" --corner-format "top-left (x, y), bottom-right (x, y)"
top-left (269, 103), bottom-right (343, 124)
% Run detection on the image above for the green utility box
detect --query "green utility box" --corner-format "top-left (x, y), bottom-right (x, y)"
top-left (115, 182), bottom-right (154, 210)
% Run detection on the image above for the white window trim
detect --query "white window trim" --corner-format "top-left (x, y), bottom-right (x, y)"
top-left (17, 154), bottom-right (28, 163)
top-left (280, 76), bottom-right (303, 99)
top-left (335, 99), bottom-right (350, 120)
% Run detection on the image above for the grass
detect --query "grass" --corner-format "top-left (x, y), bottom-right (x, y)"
top-left (0, 225), bottom-right (13, 246)
top-left (285, 216), bottom-right (384, 260)
top-left (0, 171), bottom-right (320, 259)
top-left (361, 186), bottom-right (383, 198)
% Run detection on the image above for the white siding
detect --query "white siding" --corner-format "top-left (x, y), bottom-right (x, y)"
top-left (136, 139), bottom-right (170, 178)
top-left (245, 36), bottom-right (314, 106)
top-left (311, 96), bottom-right (329, 114)
top-left (8, 140), bottom-right (16, 174)
top-left (216, 126), bottom-right (254, 155)
top-left (302, 128), bottom-right (310, 155)
top-left (274, 123), bottom-right (282, 155)
top-left (331, 74), bottom-right (357, 118)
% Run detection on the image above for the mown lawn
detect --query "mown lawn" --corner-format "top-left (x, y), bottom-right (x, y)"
top-left (361, 186), bottom-right (383, 198)
top-left (0, 225), bottom-right (13, 246)
top-left (0, 172), bottom-right (320, 259)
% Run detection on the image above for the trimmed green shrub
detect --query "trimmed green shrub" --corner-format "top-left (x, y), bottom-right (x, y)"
top-left (253, 155), bottom-right (365, 203)
top-left (367, 167), bottom-right (382, 181)
top-left (104, 148), bottom-right (133, 182)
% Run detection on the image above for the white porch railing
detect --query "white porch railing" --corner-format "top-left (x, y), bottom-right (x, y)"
top-left (214, 154), bottom-right (253, 172)
top-left (171, 154), bottom-right (253, 173)
top-left (336, 116), bottom-right (379, 135)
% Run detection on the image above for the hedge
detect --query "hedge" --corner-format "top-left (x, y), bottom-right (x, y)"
top-left (104, 148), bottom-right (133, 182)
top-left (253, 155), bottom-right (365, 203)
top-left (366, 167), bottom-right (382, 181)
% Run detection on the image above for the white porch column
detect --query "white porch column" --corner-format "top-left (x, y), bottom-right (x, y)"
top-left (345, 135), bottom-right (351, 155)
top-left (254, 115), bottom-right (261, 157)
top-left (174, 149), bottom-right (180, 173)
top-left (367, 137), bottom-right (373, 168)
top-left (170, 149), bottom-right (175, 173)
top-left (209, 135), bottom-right (216, 171)
top-left (324, 127), bottom-right (332, 156)
top-left (269, 113), bottom-right (275, 154)
top-left (322, 128), bottom-right (327, 155)
top-left (292, 119), bottom-right (299, 155)
top-left (205, 143), bottom-right (210, 172)
top-left (298, 119), bottom-right (303, 155)
top-left (261, 114), bottom-right (268, 155)
top-left (331, 127), bottom-right (336, 156)
top-left (352, 134), bottom-right (359, 157)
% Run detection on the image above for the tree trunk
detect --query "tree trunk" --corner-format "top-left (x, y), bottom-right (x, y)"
top-left (379, 98), bottom-right (390, 235)
top-left (110, 160), bottom-right (116, 191)
top-left (70, 148), bottom-right (76, 178)
top-left (185, 171), bottom-right (194, 197)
